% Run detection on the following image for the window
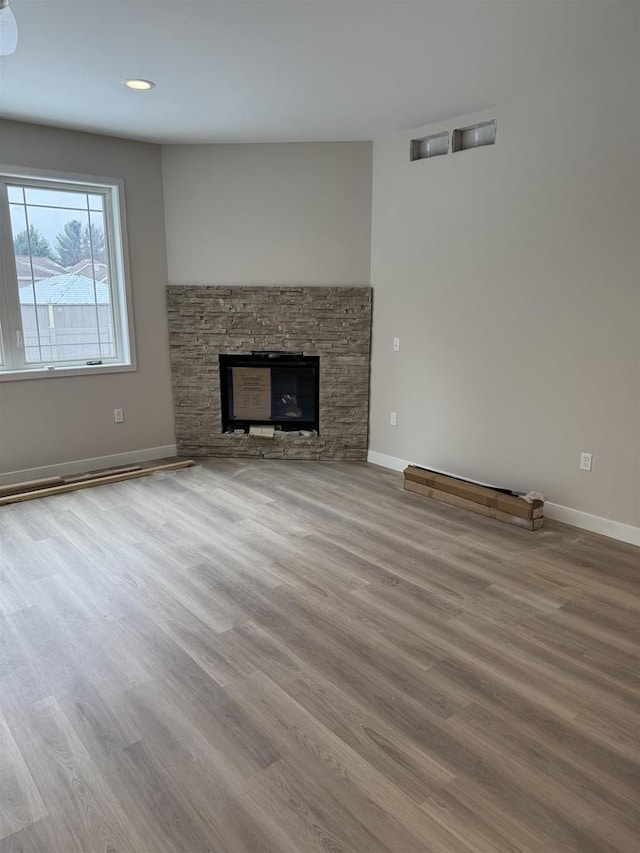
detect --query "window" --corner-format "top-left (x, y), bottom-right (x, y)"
top-left (0, 168), bottom-right (135, 378)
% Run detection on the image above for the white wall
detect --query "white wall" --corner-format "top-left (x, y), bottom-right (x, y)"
top-left (162, 142), bottom-right (372, 286)
top-left (369, 71), bottom-right (640, 528)
top-left (0, 121), bottom-right (175, 476)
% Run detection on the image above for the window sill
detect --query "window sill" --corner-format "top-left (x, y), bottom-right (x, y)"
top-left (0, 362), bottom-right (137, 382)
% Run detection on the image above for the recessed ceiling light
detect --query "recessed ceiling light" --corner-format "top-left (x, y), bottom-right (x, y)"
top-left (122, 79), bottom-right (156, 91)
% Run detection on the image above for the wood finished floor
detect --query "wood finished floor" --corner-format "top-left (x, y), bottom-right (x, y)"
top-left (0, 459), bottom-right (638, 853)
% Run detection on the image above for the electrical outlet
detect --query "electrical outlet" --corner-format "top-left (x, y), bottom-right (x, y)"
top-left (393, 337), bottom-right (400, 352)
top-left (114, 408), bottom-right (125, 424)
top-left (579, 452), bottom-right (592, 471)
top-left (390, 411), bottom-right (397, 427)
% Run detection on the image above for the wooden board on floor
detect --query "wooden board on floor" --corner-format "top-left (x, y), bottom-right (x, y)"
top-left (0, 459), bottom-right (194, 506)
top-left (64, 464), bottom-right (142, 484)
top-left (0, 476), bottom-right (65, 498)
top-left (0, 465), bottom-right (144, 498)
top-left (404, 479), bottom-right (543, 530)
top-left (404, 465), bottom-right (542, 519)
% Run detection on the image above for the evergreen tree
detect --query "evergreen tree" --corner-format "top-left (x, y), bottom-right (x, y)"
top-left (82, 223), bottom-right (106, 262)
top-left (55, 220), bottom-right (84, 266)
top-left (13, 224), bottom-right (55, 259)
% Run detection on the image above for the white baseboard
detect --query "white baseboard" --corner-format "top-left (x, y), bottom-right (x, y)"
top-left (366, 450), bottom-right (409, 472)
top-left (542, 503), bottom-right (640, 547)
top-left (367, 450), bottom-right (640, 547)
top-left (0, 444), bottom-right (178, 487)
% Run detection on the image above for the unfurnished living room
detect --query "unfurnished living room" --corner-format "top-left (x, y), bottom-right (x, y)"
top-left (0, 1), bottom-right (639, 851)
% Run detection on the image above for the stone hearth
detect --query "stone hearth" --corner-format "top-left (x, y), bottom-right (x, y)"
top-left (167, 286), bottom-right (372, 460)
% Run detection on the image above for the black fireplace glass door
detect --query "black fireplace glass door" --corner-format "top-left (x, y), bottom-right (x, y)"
top-left (220, 353), bottom-right (320, 432)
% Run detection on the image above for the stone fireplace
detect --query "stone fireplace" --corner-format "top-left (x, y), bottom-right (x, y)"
top-left (166, 286), bottom-right (371, 460)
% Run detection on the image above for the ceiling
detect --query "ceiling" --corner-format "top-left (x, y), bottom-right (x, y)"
top-left (0, 1), bottom-right (635, 144)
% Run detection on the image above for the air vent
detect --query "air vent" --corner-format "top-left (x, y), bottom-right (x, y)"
top-left (410, 131), bottom-right (449, 161)
top-left (452, 120), bottom-right (496, 152)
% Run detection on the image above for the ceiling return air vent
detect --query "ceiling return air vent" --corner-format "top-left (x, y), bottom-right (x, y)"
top-left (452, 119), bottom-right (497, 152)
top-left (410, 131), bottom-right (449, 161)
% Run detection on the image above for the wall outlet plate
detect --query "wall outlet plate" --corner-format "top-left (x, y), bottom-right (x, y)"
top-left (114, 408), bottom-right (124, 423)
top-left (580, 452), bottom-right (593, 471)
top-left (393, 337), bottom-right (400, 352)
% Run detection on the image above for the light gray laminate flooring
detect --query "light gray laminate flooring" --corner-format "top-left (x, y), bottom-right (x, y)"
top-left (0, 459), bottom-right (638, 852)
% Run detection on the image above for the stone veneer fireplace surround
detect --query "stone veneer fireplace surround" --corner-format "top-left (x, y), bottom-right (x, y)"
top-left (167, 286), bottom-right (372, 460)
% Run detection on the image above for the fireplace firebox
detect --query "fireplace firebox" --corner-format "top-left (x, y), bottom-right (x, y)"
top-left (219, 352), bottom-right (320, 434)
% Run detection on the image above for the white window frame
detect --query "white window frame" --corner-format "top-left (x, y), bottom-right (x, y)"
top-left (0, 165), bottom-right (137, 381)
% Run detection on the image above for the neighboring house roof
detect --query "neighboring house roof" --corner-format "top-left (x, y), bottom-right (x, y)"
top-left (15, 255), bottom-right (67, 281)
top-left (68, 259), bottom-right (109, 282)
top-left (19, 274), bottom-right (110, 305)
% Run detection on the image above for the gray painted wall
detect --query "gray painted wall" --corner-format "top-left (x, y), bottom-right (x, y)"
top-left (0, 120), bottom-right (175, 474)
top-left (369, 72), bottom-right (640, 526)
top-left (162, 142), bottom-right (373, 287)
